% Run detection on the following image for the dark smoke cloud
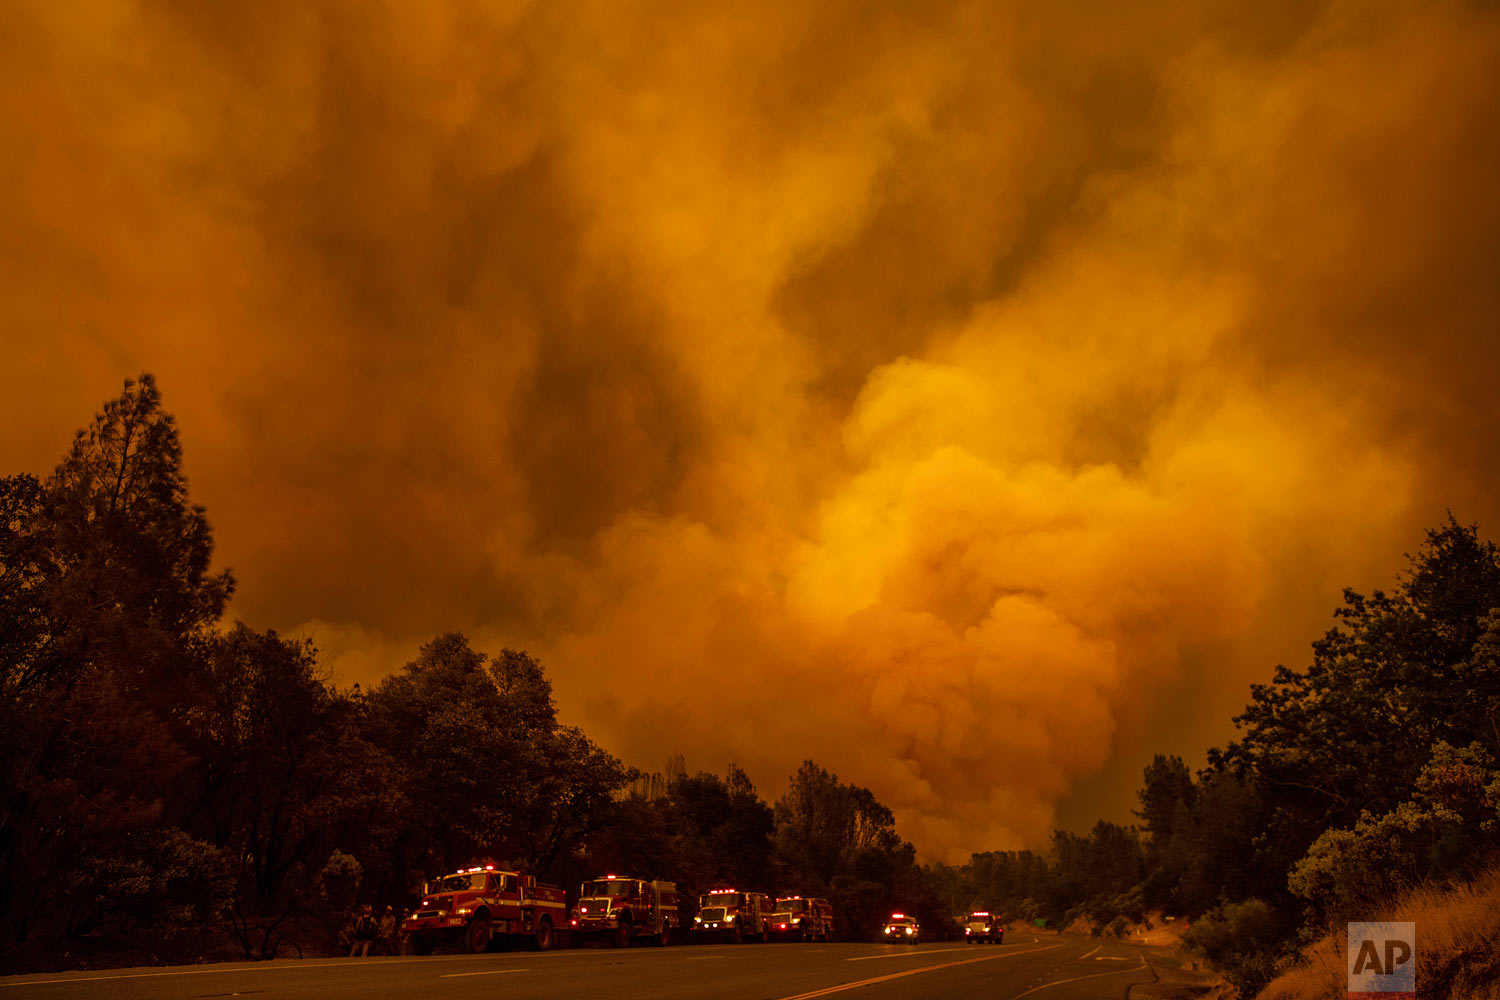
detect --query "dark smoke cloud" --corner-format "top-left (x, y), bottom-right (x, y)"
top-left (3, 0), bottom-right (1499, 859)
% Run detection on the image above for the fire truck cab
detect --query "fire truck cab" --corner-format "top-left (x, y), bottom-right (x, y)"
top-left (399, 865), bottom-right (566, 954)
top-left (768, 895), bottom-right (834, 942)
top-left (690, 888), bottom-right (772, 943)
top-left (570, 875), bottom-right (679, 948)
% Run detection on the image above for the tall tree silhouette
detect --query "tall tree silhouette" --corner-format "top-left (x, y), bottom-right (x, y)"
top-left (0, 376), bottom-right (233, 964)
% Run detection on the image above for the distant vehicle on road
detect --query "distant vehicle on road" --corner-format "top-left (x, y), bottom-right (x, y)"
top-left (769, 896), bottom-right (834, 941)
top-left (690, 888), bottom-right (772, 943)
top-left (570, 875), bottom-right (679, 947)
top-left (399, 865), bottom-right (566, 954)
top-left (962, 910), bottom-right (1003, 943)
top-left (882, 913), bottom-right (920, 944)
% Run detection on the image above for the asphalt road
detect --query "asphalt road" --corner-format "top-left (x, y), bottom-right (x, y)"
top-left (0, 932), bottom-right (1155, 1000)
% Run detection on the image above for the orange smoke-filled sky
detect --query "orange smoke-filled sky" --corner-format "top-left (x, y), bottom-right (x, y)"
top-left (5, 0), bottom-right (1500, 860)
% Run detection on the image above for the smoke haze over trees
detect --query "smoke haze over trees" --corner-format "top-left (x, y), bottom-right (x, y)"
top-left (4, 378), bottom-right (1499, 991)
top-left (0, 380), bottom-right (956, 964)
top-left (932, 518), bottom-right (1500, 995)
top-left (6, 0), bottom-right (1500, 862)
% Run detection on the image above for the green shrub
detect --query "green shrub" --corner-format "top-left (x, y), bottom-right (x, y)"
top-left (1288, 741), bottom-right (1500, 923)
top-left (1182, 898), bottom-right (1295, 998)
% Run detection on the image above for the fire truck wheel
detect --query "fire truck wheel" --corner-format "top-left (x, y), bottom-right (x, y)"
top-left (462, 916), bottom-right (492, 954)
top-left (613, 920), bottom-right (631, 948)
top-left (534, 918), bottom-right (554, 951)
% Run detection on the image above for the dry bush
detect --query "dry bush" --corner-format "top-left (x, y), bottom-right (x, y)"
top-left (1257, 866), bottom-right (1500, 1000)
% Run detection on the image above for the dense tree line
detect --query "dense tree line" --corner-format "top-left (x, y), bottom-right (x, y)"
top-left (6, 376), bottom-right (1498, 990)
top-left (0, 377), bottom-right (950, 970)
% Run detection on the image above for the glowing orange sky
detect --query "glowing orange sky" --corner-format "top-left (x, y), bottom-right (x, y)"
top-left (4, 0), bottom-right (1500, 860)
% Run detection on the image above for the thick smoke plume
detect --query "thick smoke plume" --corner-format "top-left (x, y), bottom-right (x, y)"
top-left (4, 0), bottom-right (1500, 859)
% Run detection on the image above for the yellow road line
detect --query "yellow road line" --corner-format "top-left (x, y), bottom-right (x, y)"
top-left (1012, 959), bottom-right (1149, 998)
top-left (775, 943), bottom-right (1065, 1000)
top-left (439, 968), bottom-right (527, 978)
top-left (847, 947), bottom-right (971, 962)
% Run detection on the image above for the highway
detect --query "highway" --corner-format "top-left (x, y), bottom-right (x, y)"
top-left (0, 932), bottom-right (1156, 1000)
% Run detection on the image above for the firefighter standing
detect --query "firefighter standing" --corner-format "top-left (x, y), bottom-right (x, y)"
top-left (377, 905), bottom-right (397, 954)
top-left (350, 904), bottom-right (377, 957)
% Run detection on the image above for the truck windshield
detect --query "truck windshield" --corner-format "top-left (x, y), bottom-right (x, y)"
top-left (775, 899), bottom-right (810, 913)
top-left (582, 880), bottom-right (635, 897)
top-left (704, 893), bottom-right (742, 906)
top-left (435, 873), bottom-right (486, 892)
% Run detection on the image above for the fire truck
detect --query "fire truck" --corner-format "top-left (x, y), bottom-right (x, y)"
top-left (399, 865), bottom-right (567, 954)
top-left (689, 888), bottom-right (773, 943)
top-left (569, 875), bottom-right (679, 947)
top-left (768, 895), bottom-right (834, 941)
top-left (963, 910), bottom-right (1004, 943)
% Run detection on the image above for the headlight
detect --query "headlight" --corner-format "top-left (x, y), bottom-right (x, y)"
top-left (904, 928), bottom-right (914, 935)
top-left (456, 907), bottom-right (471, 916)
top-left (884, 927), bottom-right (892, 934)
top-left (694, 917), bottom-right (702, 923)
top-left (725, 915), bottom-right (735, 923)
top-left (791, 917), bottom-right (801, 924)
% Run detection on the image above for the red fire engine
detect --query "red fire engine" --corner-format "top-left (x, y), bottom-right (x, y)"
top-left (690, 888), bottom-right (773, 943)
top-left (768, 895), bottom-right (834, 941)
top-left (569, 875), bottom-right (679, 947)
top-left (400, 865), bottom-right (567, 954)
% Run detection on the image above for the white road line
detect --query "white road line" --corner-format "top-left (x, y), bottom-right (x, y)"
top-left (1, 960), bottom-right (411, 988)
top-left (439, 968), bottom-right (527, 978)
top-left (686, 955), bottom-right (725, 960)
top-left (0, 950), bottom-right (625, 988)
top-left (1080, 945), bottom-right (1101, 959)
top-left (1011, 959), bottom-right (1149, 998)
top-left (847, 947), bottom-right (969, 961)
